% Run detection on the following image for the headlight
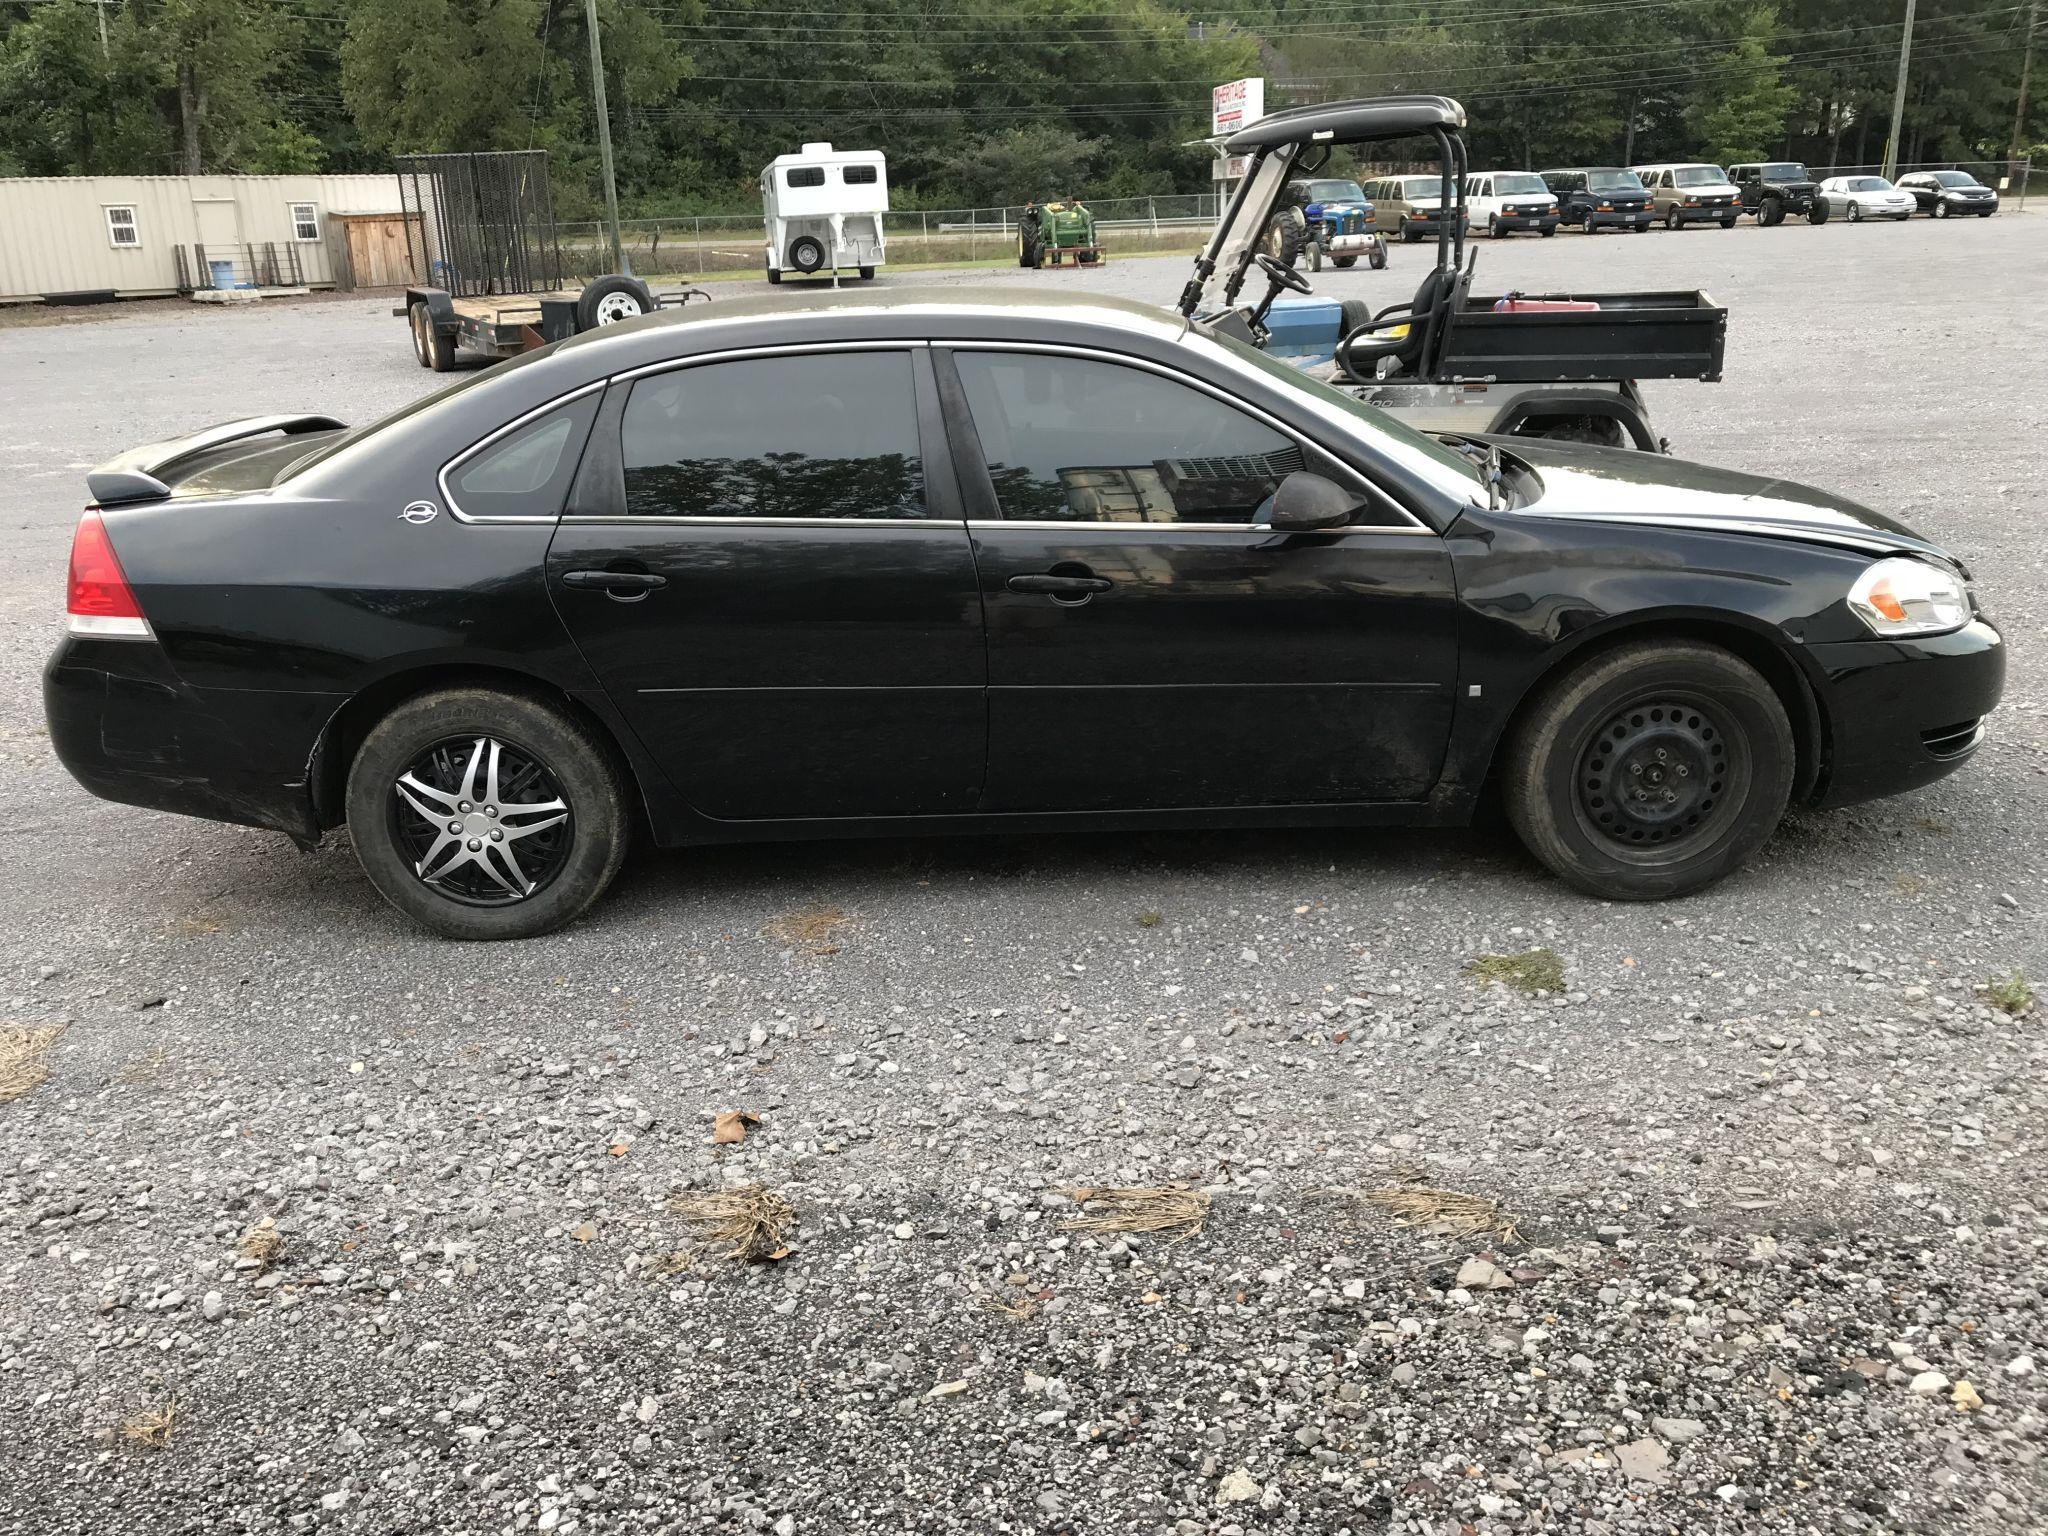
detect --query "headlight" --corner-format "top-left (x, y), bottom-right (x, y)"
top-left (1847, 557), bottom-right (1970, 637)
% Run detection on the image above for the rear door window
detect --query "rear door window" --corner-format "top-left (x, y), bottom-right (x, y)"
top-left (447, 392), bottom-right (601, 519)
top-left (620, 350), bottom-right (927, 520)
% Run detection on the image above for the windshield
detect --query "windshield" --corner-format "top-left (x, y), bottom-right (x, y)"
top-left (1585, 170), bottom-right (1643, 191)
top-left (1848, 176), bottom-right (1894, 191)
top-left (1401, 176), bottom-right (1450, 200)
top-left (1491, 173), bottom-right (1549, 196)
top-left (1672, 167), bottom-right (1732, 188)
top-left (1307, 179), bottom-right (1367, 203)
top-left (1931, 171), bottom-right (1978, 187)
top-left (1187, 324), bottom-right (1484, 508)
top-left (1193, 145), bottom-right (1299, 312)
top-left (1760, 163), bottom-right (1809, 180)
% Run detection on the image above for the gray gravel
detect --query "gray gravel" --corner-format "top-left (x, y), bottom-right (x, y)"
top-left (2, 214), bottom-right (2046, 1534)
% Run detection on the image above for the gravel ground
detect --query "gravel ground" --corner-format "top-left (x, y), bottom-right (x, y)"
top-left (2, 215), bottom-right (2046, 1535)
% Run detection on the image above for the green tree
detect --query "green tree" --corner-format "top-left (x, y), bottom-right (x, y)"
top-left (1693, 9), bottom-right (1799, 162)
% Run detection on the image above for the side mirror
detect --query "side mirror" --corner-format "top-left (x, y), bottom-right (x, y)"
top-left (1260, 470), bottom-right (1365, 532)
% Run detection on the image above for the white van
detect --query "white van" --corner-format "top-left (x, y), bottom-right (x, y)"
top-left (1464, 171), bottom-right (1560, 237)
top-left (760, 143), bottom-right (888, 283)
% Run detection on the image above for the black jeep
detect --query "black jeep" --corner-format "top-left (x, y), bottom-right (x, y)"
top-left (1726, 162), bottom-right (1827, 226)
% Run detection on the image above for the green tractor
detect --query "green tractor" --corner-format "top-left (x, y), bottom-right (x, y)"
top-left (1018, 200), bottom-right (1103, 268)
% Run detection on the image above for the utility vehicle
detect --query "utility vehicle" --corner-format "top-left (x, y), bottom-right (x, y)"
top-left (1182, 96), bottom-right (1726, 451)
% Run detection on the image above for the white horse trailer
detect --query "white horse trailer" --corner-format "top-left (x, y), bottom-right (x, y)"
top-left (761, 144), bottom-right (888, 283)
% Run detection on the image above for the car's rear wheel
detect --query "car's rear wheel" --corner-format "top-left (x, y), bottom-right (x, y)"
top-left (1504, 640), bottom-right (1794, 901)
top-left (347, 688), bottom-right (628, 940)
top-left (1933, 199), bottom-right (1949, 219)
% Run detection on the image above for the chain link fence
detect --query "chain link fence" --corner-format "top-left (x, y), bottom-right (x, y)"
top-left (554, 193), bottom-right (1228, 281)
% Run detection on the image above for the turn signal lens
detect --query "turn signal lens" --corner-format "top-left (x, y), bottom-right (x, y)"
top-left (66, 510), bottom-right (152, 638)
top-left (1847, 557), bottom-right (1969, 638)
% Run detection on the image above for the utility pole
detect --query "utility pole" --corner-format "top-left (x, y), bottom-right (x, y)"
top-left (2013, 0), bottom-right (2039, 165)
top-left (93, 0), bottom-right (110, 61)
top-left (1882, 0), bottom-right (1916, 179)
top-left (583, 0), bottom-right (626, 273)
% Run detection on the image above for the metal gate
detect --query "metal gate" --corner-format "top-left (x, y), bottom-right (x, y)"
top-left (395, 150), bottom-right (564, 297)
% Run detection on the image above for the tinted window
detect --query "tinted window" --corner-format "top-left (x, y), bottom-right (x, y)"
top-left (1493, 173), bottom-right (1548, 195)
top-left (1672, 167), bottom-right (1731, 187)
top-left (1586, 170), bottom-right (1642, 191)
top-left (785, 166), bottom-right (825, 188)
top-left (842, 164), bottom-right (878, 185)
top-left (1307, 179), bottom-right (1366, 202)
top-left (621, 351), bottom-right (925, 520)
top-left (954, 351), bottom-right (1305, 526)
top-left (1760, 163), bottom-right (1807, 179)
top-left (449, 393), bottom-right (600, 519)
top-left (1931, 171), bottom-right (1977, 187)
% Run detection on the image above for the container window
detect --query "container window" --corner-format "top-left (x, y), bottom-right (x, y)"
top-left (842, 164), bottom-right (878, 185)
top-left (290, 202), bottom-right (320, 242)
top-left (105, 206), bottom-right (139, 248)
top-left (786, 167), bottom-right (825, 188)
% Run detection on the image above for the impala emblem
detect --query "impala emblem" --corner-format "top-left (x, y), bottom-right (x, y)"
top-left (399, 501), bottom-right (439, 525)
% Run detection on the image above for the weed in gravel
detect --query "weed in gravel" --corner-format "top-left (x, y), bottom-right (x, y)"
top-left (762, 903), bottom-right (849, 955)
top-left (643, 1250), bottom-right (695, 1281)
top-left (121, 1398), bottom-right (180, 1449)
top-left (1063, 1185), bottom-right (1209, 1241)
top-left (164, 916), bottom-right (223, 938)
top-left (0, 1024), bottom-right (64, 1103)
top-left (1464, 948), bottom-right (1564, 993)
top-left (1135, 910), bottom-right (1162, 927)
top-left (236, 1220), bottom-right (284, 1270)
top-left (1985, 969), bottom-right (2034, 1016)
top-left (668, 1184), bottom-right (796, 1262)
top-left (1366, 1184), bottom-right (1520, 1244)
top-left (982, 1292), bottom-right (1038, 1321)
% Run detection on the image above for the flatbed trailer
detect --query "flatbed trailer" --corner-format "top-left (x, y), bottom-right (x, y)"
top-left (396, 279), bottom-right (709, 371)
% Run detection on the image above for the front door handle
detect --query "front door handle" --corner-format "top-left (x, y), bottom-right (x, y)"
top-left (562, 568), bottom-right (667, 599)
top-left (1008, 573), bottom-right (1112, 597)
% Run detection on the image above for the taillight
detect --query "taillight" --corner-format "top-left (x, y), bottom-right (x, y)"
top-left (66, 510), bottom-right (151, 638)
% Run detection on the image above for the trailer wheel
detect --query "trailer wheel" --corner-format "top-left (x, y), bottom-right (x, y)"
top-left (409, 300), bottom-right (454, 372)
top-left (788, 236), bottom-right (827, 274)
top-left (858, 265), bottom-right (875, 281)
top-left (766, 262), bottom-right (781, 285)
top-left (576, 275), bottom-right (653, 330)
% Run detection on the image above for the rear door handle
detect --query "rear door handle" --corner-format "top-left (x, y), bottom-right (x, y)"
top-left (562, 569), bottom-right (667, 596)
top-left (1008, 573), bottom-right (1112, 596)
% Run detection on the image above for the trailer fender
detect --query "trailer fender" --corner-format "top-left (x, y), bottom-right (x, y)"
top-left (1489, 391), bottom-right (1661, 452)
top-left (404, 287), bottom-right (457, 336)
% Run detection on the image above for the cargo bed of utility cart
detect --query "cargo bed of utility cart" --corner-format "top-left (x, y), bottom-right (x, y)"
top-left (1437, 289), bottom-right (1726, 383)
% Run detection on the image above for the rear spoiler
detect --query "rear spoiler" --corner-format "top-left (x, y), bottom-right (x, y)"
top-left (86, 414), bottom-right (347, 506)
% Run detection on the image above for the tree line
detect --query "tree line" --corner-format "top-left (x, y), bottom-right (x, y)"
top-left (0, 1), bottom-right (2037, 217)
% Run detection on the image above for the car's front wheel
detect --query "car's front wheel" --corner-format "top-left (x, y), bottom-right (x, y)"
top-left (347, 688), bottom-right (629, 940)
top-left (1849, 202), bottom-right (1863, 223)
top-left (1504, 640), bottom-right (1794, 902)
top-left (1933, 199), bottom-right (1949, 219)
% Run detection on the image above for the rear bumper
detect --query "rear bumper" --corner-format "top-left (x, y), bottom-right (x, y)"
top-left (1807, 619), bottom-right (2006, 809)
top-left (43, 637), bottom-right (338, 842)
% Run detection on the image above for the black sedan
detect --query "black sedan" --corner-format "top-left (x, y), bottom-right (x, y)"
top-left (1895, 170), bottom-right (2000, 217)
top-left (46, 290), bottom-right (2004, 939)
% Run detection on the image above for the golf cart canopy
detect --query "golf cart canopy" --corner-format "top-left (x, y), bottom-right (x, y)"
top-left (1223, 95), bottom-right (1466, 154)
top-left (1183, 95), bottom-right (1469, 318)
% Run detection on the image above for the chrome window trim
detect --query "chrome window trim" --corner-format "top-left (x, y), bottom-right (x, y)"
top-left (608, 337), bottom-right (928, 385)
top-left (440, 380), bottom-right (609, 525)
top-left (964, 519), bottom-right (1434, 537)
top-left (946, 340), bottom-right (1432, 534)
top-left (565, 515), bottom-right (961, 529)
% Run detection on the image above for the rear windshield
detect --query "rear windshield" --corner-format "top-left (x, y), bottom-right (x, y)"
top-left (1585, 170), bottom-right (1643, 191)
top-left (1306, 180), bottom-right (1367, 203)
top-left (1492, 173), bottom-right (1549, 195)
top-left (1759, 163), bottom-right (1809, 180)
top-left (276, 364), bottom-right (512, 482)
top-left (1672, 167), bottom-right (1732, 188)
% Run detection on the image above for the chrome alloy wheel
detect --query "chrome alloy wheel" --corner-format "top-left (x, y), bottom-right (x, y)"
top-left (390, 736), bottom-right (572, 904)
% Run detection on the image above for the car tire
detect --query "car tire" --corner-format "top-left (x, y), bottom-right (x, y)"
top-left (346, 688), bottom-right (630, 941)
top-left (1759, 198), bottom-right (1784, 227)
top-left (1539, 224), bottom-right (1556, 237)
top-left (1848, 202), bottom-right (1863, 223)
top-left (575, 274), bottom-right (654, 330)
top-left (788, 235), bottom-right (827, 274)
top-left (1664, 206), bottom-right (1680, 230)
top-left (409, 300), bottom-right (455, 372)
top-left (1933, 199), bottom-right (1949, 219)
top-left (1718, 215), bottom-right (1736, 229)
top-left (1808, 201), bottom-right (1829, 225)
top-left (1504, 640), bottom-right (1794, 902)
top-left (1487, 213), bottom-right (1503, 238)
top-left (1399, 218), bottom-right (1418, 243)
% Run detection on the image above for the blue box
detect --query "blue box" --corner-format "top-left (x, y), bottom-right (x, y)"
top-left (1259, 295), bottom-right (1344, 364)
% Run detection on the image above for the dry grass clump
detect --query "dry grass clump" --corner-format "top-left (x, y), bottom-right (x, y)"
top-left (0, 1025), bottom-right (64, 1103)
top-left (236, 1220), bottom-right (285, 1270)
top-left (1366, 1184), bottom-right (1519, 1244)
top-left (1985, 969), bottom-right (2034, 1017)
top-left (121, 1398), bottom-right (180, 1449)
top-left (1062, 1185), bottom-right (1210, 1241)
top-left (667, 1184), bottom-right (796, 1263)
top-left (762, 903), bottom-right (850, 955)
top-left (1464, 948), bottom-right (1565, 994)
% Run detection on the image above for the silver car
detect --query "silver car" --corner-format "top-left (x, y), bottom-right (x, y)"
top-left (1816, 175), bottom-right (1917, 222)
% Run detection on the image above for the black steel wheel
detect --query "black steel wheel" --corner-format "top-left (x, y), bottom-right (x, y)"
top-left (1505, 640), bottom-right (1793, 901)
top-left (347, 688), bottom-right (628, 940)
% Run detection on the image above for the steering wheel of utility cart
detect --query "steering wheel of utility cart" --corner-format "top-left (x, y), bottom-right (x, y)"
top-left (1256, 252), bottom-right (1311, 295)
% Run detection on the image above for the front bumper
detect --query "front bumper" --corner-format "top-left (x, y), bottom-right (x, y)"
top-left (1944, 195), bottom-right (1999, 214)
top-left (1399, 213), bottom-right (1464, 235)
top-left (1491, 213), bottom-right (1559, 232)
top-left (1669, 203), bottom-right (1737, 223)
top-left (1585, 207), bottom-right (1652, 228)
top-left (44, 637), bottom-right (338, 842)
top-left (1806, 618), bottom-right (2005, 808)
